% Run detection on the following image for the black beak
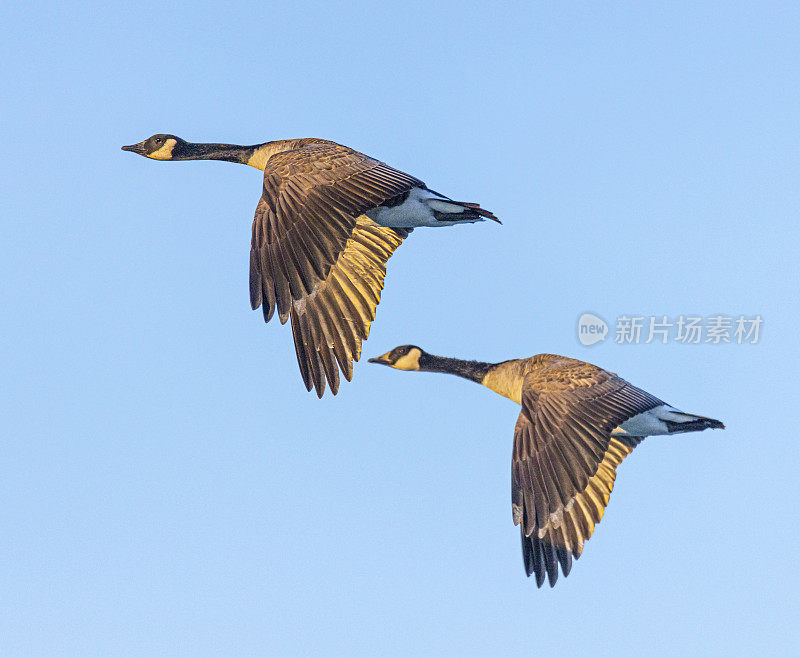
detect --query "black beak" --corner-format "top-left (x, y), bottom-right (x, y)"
top-left (367, 356), bottom-right (390, 365)
top-left (121, 142), bottom-right (147, 155)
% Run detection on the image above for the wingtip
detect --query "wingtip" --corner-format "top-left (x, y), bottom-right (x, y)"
top-left (524, 562), bottom-right (545, 587)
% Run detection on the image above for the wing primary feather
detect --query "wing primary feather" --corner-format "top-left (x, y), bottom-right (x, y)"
top-left (316, 298), bottom-right (353, 381)
top-left (309, 310), bottom-right (340, 394)
top-left (289, 309), bottom-right (313, 391)
top-left (541, 538), bottom-right (559, 587)
top-left (298, 312), bottom-right (325, 397)
top-left (249, 250), bottom-right (262, 311)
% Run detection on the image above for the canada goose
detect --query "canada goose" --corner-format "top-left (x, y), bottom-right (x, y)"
top-left (122, 134), bottom-right (498, 396)
top-left (368, 346), bottom-right (725, 587)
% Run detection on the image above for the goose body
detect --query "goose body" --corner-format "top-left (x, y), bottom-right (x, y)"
top-left (122, 134), bottom-right (498, 396)
top-left (369, 346), bottom-right (725, 587)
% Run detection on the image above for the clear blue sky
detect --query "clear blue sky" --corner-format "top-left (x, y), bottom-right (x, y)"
top-left (2, 1), bottom-right (798, 655)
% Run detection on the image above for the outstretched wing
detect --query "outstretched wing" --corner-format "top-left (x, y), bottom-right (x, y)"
top-left (249, 142), bottom-right (424, 325)
top-left (511, 356), bottom-right (664, 587)
top-left (289, 217), bottom-right (411, 397)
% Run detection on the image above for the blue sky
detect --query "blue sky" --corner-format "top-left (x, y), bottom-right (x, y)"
top-left (2, 1), bottom-right (798, 655)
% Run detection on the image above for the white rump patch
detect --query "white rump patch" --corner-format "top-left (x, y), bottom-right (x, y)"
top-left (366, 188), bottom-right (482, 228)
top-left (427, 199), bottom-right (468, 214)
top-left (616, 405), bottom-right (682, 436)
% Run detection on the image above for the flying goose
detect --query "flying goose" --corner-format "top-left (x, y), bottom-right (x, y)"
top-left (368, 346), bottom-right (725, 587)
top-left (121, 134), bottom-right (498, 396)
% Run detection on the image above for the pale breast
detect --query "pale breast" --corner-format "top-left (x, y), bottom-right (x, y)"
top-left (481, 360), bottom-right (528, 404)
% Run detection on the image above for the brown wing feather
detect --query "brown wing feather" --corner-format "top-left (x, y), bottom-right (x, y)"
top-left (249, 142), bottom-right (424, 325)
top-left (288, 217), bottom-right (411, 397)
top-left (511, 356), bottom-right (663, 587)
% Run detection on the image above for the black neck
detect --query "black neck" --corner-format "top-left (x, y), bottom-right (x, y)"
top-left (173, 141), bottom-right (259, 164)
top-left (417, 353), bottom-right (494, 384)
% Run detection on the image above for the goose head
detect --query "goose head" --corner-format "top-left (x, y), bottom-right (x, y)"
top-left (122, 134), bottom-right (188, 160)
top-left (368, 345), bottom-right (426, 371)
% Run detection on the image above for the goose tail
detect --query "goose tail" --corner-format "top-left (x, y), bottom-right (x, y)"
top-left (664, 412), bottom-right (725, 434)
top-left (426, 194), bottom-right (501, 224)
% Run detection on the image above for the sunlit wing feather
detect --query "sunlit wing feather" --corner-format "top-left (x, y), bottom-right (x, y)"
top-left (289, 217), bottom-right (411, 397)
top-left (249, 142), bottom-right (423, 325)
top-left (511, 355), bottom-right (663, 586)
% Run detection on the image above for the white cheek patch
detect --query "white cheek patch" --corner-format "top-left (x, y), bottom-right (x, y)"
top-left (393, 352), bottom-right (421, 370)
top-left (148, 138), bottom-right (177, 160)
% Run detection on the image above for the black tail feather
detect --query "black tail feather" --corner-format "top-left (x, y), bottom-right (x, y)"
top-left (430, 199), bottom-right (501, 224)
top-left (665, 416), bottom-right (725, 434)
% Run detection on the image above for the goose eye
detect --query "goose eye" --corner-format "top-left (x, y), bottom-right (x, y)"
top-left (154, 137), bottom-right (163, 145)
